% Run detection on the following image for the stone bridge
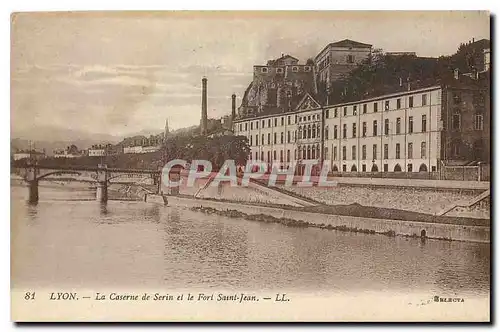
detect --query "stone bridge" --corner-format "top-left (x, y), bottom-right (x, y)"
top-left (13, 164), bottom-right (161, 203)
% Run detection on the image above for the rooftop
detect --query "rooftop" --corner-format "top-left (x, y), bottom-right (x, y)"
top-left (315, 39), bottom-right (373, 60)
top-left (266, 54), bottom-right (300, 66)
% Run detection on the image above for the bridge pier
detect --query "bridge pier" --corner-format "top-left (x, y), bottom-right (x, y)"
top-left (28, 180), bottom-right (39, 204)
top-left (26, 166), bottom-right (39, 204)
top-left (96, 182), bottom-right (108, 203)
top-left (168, 169), bottom-right (180, 196)
top-left (96, 164), bottom-right (108, 203)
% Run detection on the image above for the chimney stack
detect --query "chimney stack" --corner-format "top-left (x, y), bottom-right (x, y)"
top-left (231, 94), bottom-right (236, 121)
top-left (201, 77), bottom-right (208, 135)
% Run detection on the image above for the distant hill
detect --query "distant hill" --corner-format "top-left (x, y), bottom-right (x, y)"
top-left (10, 138), bottom-right (119, 156)
top-left (11, 123), bottom-right (207, 155)
top-left (10, 125), bottom-right (121, 155)
top-left (11, 125), bottom-right (120, 143)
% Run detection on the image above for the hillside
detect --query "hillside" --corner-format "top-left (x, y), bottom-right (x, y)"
top-left (321, 39), bottom-right (490, 104)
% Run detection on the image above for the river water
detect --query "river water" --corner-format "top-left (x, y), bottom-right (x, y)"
top-left (11, 182), bottom-right (490, 297)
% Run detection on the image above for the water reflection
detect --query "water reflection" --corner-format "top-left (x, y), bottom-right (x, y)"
top-left (11, 184), bottom-right (490, 296)
top-left (143, 204), bottom-right (160, 223)
top-left (25, 202), bottom-right (38, 219)
top-left (99, 202), bottom-right (109, 216)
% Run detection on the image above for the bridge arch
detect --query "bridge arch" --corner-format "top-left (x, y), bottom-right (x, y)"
top-left (107, 172), bottom-right (155, 184)
top-left (36, 171), bottom-right (82, 181)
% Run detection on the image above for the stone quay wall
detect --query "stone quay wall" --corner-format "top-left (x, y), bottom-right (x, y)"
top-left (162, 195), bottom-right (490, 244)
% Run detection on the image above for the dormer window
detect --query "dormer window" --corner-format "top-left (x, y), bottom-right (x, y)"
top-left (292, 66), bottom-right (299, 72)
top-left (261, 67), bottom-right (268, 73)
top-left (276, 68), bottom-right (284, 74)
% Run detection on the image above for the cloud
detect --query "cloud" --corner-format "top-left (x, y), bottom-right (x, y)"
top-left (11, 62), bottom-right (249, 136)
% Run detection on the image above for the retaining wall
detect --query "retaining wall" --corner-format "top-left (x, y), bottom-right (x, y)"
top-left (164, 195), bottom-right (490, 244)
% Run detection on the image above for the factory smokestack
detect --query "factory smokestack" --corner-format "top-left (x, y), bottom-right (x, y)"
top-left (201, 77), bottom-right (208, 135)
top-left (231, 94), bottom-right (236, 121)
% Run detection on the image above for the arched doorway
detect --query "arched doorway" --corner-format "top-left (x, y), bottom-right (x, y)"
top-left (332, 165), bottom-right (339, 172)
top-left (371, 164), bottom-right (378, 172)
top-left (351, 165), bottom-right (357, 172)
top-left (419, 163), bottom-right (428, 172)
top-left (394, 164), bottom-right (402, 172)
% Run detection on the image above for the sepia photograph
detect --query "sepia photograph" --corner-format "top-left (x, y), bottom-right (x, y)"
top-left (10, 10), bottom-right (491, 322)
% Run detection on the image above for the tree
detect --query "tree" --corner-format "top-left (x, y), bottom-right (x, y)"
top-left (68, 144), bottom-right (79, 154)
top-left (160, 133), bottom-right (250, 170)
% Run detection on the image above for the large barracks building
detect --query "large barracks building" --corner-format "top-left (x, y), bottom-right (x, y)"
top-left (233, 39), bottom-right (490, 174)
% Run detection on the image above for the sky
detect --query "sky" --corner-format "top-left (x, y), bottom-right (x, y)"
top-left (11, 11), bottom-right (490, 138)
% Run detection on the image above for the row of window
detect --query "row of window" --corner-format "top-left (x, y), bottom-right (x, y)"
top-left (238, 112), bottom-right (323, 132)
top-left (240, 112), bottom-right (484, 137)
top-left (249, 131), bottom-right (296, 146)
top-left (326, 115), bottom-right (427, 139)
top-left (239, 115), bottom-right (299, 132)
top-left (332, 142), bottom-right (427, 161)
top-left (259, 66), bottom-right (311, 74)
top-left (237, 93), bottom-right (485, 135)
top-left (248, 123), bottom-right (329, 146)
top-left (237, 94), bottom-right (433, 132)
top-left (325, 93), bottom-right (429, 118)
top-left (248, 145), bottom-right (321, 163)
top-left (452, 113), bottom-right (484, 131)
top-left (248, 140), bottom-right (428, 163)
top-left (298, 114), bottom-right (320, 123)
top-left (333, 163), bottom-right (434, 173)
top-left (247, 114), bottom-right (435, 145)
top-left (317, 55), bottom-right (330, 71)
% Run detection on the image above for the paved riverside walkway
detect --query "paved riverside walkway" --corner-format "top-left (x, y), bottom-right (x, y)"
top-left (327, 177), bottom-right (490, 190)
top-left (265, 174), bottom-right (489, 190)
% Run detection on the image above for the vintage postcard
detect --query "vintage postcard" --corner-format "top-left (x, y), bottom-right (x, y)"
top-left (10, 11), bottom-right (491, 322)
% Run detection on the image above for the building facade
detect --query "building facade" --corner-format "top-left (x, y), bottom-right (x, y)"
top-left (13, 150), bottom-right (46, 161)
top-left (123, 145), bottom-right (161, 154)
top-left (324, 86), bottom-right (442, 173)
top-left (233, 80), bottom-right (489, 173)
top-left (88, 147), bottom-right (106, 157)
top-left (238, 54), bottom-right (317, 118)
top-left (315, 39), bottom-right (372, 87)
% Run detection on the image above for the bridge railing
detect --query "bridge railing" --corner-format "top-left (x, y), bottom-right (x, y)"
top-left (12, 165), bottom-right (160, 175)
